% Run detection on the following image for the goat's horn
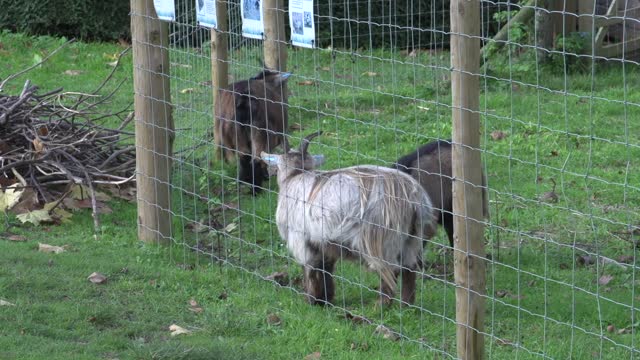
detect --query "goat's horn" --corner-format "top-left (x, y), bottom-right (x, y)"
top-left (282, 135), bottom-right (291, 153)
top-left (300, 131), bottom-right (323, 154)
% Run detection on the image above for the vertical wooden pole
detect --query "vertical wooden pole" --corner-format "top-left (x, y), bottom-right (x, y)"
top-left (578, 0), bottom-right (595, 33)
top-left (535, 0), bottom-right (553, 63)
top-left (131, 0), bottom-right (174, 244)
top-left (263, 0), bottom-right (287, 72)
top-left (450, 0), bottom-right (485, 359)
top-left (262, 0), bottom-right (288, 145)
top-left (211, 0), bottom-right (229, 95)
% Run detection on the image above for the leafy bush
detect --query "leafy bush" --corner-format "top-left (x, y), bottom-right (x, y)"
top-left (0, 0), bottom-right (130, 41)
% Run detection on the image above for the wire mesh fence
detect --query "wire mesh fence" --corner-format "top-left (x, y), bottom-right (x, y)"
top-left (131, 0), bottom-right (640, 358)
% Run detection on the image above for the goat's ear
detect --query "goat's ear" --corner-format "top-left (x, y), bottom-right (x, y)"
top-left (273, 72), bottom-right (292, 85)
top-left (312, 154), bottom-right (326, 168)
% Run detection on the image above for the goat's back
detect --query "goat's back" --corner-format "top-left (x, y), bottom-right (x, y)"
top-left (280, 166), bottom-right (436, 272)
top-left (213, 77), bottom-right (289, 162)
top-left (394, 140), bottom-right (453, 218)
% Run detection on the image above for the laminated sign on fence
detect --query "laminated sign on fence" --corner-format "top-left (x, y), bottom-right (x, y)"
top-left (196, 0), bottom-right (217, 28)
top-left (289, 0), bottom-right (315, 48)
top-left (152, 0), bottom-right (175, 21)
top-left (241, 0), bottom-right (264, 39)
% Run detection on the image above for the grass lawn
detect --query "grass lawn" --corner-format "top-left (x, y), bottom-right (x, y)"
top-left (1, 29), bottom-right (640, 359)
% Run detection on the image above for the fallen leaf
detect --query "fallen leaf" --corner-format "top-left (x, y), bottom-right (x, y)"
top-left (17, 209), bottom-right (53, 225)
top-left (32, 53), bottom-right (43, 67)
top-left (9, 188), bottom-right (39, 214)
top-left (106, 60), bottom-right (118, 67)
top-left (169, 324), bottom-right (191, 336)
top-left (32, 138), bottom-right (45, 153)
top-left (495, 290), bottom-right (510, 298)
top-left (7, 235), bottom-right (27, 242)
top-left (0, 184), bottom-right (24, 212)
top-left (265, 271), bottom-right (289, 286)
top-left (416, 105), bottom-right (430, 111)
top-left (266, 313), bottom-right (282, 326)
top-left (362, 71), bottom-right (378, 77)
top-left (320, 66), bottom-right (330, 71)
top-left (490, 131), bottom-right (507, 141)
top-left (598, 274), bottom-right (613, 286)
top-left (88, 272), bottom-right (108, 284)
top-left (69, 184), bottom-right (111, 201)
top-left (224, 222), bottom-right (238, 233)
top-left (0, 299), bottom-right (15, 306)
top-left (186, 221), bottom-right (209, 233)
top-left (43, 202), bottom-right (73, 223)
top-left (527, 279), bottom-right (536, 287)
top-left (374, 324), bottom-right (399, 341)
top-left (576, 255), bottom-right (596, 266)
top-left (180, 88), bottom-right (195, 94)
top-left (304, 352), bottom-right (321, 360)
top-left (297, 80), bottom-right (316, 86)
top-left (496, 338), bottom-right (514, 346)
top-left (64, 69), bottom-right (83, 76)
top-left (618, 328), bottom-right (630, 335)
top-left (38, 243), bottom-right (65, 254)
top-left (344, 312), bottom-right (370, 325)
top-left (188, 299), bottom-right (204, 313)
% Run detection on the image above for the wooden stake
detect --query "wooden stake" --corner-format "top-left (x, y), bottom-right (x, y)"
top-left (211, 0), bottom-right (229, 94)
top-left (131, 0), bottom-right (174, 244)
top-left (451, 0), bottom-right (486, 359)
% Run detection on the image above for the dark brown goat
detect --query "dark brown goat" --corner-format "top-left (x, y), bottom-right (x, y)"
top-left (214, 69), bottom-right (291, 194)
top-left (393, 139), bottom-right (489, 249)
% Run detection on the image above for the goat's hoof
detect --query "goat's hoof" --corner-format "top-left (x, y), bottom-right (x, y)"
top-left (307, 295), bottom-right (332, 306)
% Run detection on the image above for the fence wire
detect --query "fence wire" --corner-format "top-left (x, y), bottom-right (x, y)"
top-left (131, 0), bottom-right (640, 358)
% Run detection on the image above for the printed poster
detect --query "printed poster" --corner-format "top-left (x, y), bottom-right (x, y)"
top-left (153, 0), bottom-right (176, 21)
top-left (240, 0), bottom-right (264, 39)
top-left (289, 0), bottom-right (315, 48)
top-left (196, 0), bottom-right (218, 28)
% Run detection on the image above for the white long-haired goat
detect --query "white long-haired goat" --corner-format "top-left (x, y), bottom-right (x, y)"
top-left (261, 131), bottom-right (438, 306)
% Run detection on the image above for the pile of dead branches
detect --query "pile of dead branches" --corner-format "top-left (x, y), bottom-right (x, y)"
top-left (0, 40), bottom-right (135, 233)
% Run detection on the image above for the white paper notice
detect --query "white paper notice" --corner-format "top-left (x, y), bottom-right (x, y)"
top-left (153, 0), bottom-right (176, 21)
top-left (241, 0), bottom-right (264, 39)
top-left (196, 0), bottom-right (217, 28)
top-left (289, 0), bottom-right (315, 48)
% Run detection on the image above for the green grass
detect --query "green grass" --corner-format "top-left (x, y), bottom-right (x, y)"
top-left (2, 30), bottom-right (640, 359)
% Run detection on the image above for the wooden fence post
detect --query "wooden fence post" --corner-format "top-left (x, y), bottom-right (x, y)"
top-left (263, 0), bottom-right (288, 87)
top-left (211, 0), bottom-right (229, 96)
top-left (131, 0), bottom-right (174, 244)
top-left (450, 0), bottom-right (486, 359)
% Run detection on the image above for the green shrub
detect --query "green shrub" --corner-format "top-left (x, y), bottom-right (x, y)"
top-left (0, 0), bottom-right (130, 41)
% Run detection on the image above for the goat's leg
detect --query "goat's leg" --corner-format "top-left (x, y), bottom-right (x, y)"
top-left (376, 270), bottom-right (399, 307)
top-left (401, 267), bottom-right (417, 306)
top-left (443, 211), bottom-right (454, 250)
top-left (238, 154), bottom-right (253, 185)
top-left (304, 258), bottom-right (336, 306)
top-left (249, 159), bottom-right (268, 195)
